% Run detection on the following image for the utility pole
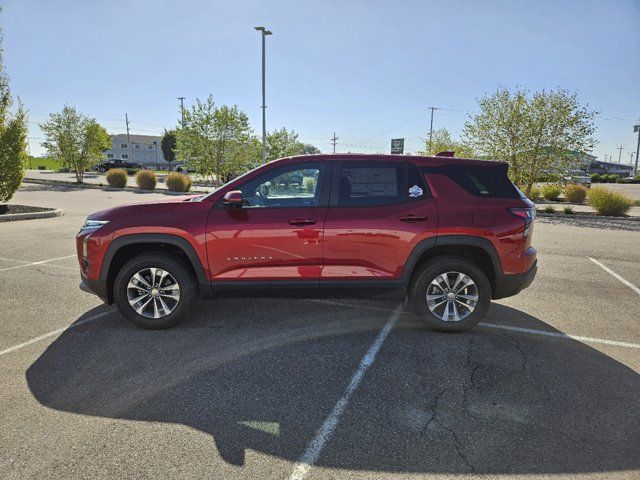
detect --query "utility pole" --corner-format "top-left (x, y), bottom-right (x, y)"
top-left (331, 132), bottom-right (338, 154)
top-left (178, 97), bottom-right (186, 127)
top-left (125, 113), bottom-right (132, 162)
top-left (428, 106), bottom-right (439, 153)
top-left (634, 124), bottom-right (640, 176)
top-left (255, 26), bottom-right (273, 164)
top-left (617, 144), bottom-right (624, 163)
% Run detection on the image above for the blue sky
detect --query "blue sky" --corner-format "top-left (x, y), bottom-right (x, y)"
top-left (3, 0), bottom-right (639, 163)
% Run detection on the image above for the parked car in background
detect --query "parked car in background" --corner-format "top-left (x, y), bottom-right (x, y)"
top-left (173, 163), bottom-right (191, 174)
top-left (77, 153), bottom-right (537, 332)
top-left (564, 170), bottom-right (591, 187)
top-left (96, 159), bottom-right (142, 173)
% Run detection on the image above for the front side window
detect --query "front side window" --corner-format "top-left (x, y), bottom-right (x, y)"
top-left (238, 164), bottom-right (324, 208)
top-left (338, 164), bottom-right (403, 206)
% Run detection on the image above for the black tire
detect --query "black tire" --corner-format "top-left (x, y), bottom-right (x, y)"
top-left (409, 255), bottom-right (491, 332)
top-left (113, 253), bottom-right (197, 329)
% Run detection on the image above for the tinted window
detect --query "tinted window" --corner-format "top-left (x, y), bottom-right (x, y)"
top-left (406, 163), bottom-right (430, 200)
top-left (238, 164), bottom-right (324, 208)
top-left (423, 164), bottom-right (520, 199)
top-left (338, 164), bottom-right (403, 206)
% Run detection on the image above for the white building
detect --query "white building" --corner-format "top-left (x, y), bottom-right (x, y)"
top-left (104, 134), bottom-right (172, 169)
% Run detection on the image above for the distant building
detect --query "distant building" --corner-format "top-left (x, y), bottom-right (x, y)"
top-left (104, 134), bottom-right (172, 169)
top-left (565, 152), bottom-right (633, 177)
top-left (585, 159), bottom-right (634, 177)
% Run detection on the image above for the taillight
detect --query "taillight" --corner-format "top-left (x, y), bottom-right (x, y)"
top-left (509, 207), bottom-right (535, 237)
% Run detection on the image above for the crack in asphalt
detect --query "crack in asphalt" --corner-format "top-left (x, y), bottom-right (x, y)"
top-left (420, 338), bottom-right (479, 475)
top-left (494, 322), bottom-right (528, 372)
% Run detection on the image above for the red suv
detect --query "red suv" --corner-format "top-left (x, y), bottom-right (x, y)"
top-left (77, 154), bottom-right (537, 331)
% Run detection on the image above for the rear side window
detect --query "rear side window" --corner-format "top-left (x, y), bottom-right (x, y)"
top-left (406, 163), bottom-right (430, 200)
top-left (423, 164), bottom-right (520, 199)
top-left (338, 163), bottom-right (404, 206)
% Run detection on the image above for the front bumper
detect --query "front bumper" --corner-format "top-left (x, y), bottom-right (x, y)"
top-left (80, 274), bottom-right (109, 303)
top-left (493, 260), bottom-right (537, 300)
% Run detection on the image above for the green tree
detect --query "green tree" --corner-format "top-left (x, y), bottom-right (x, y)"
top-left (300, 143), bottom-right (322, 155)
top-left (418, 128), bottom-right (475, 158)
top-left (299, 143), bottom-right (321, 155)
top-left (463, 87), bottom-right (597, 195)
top-left (40, 105), bottom-right (111, 183)
top-left (160, 129), bottom-right (177, 166)
top-left (175, 96), bottom-right (255, 184)
top-left (266, 127), bottom-right (305, 161)
top-left (0, 32), bottom-right (28, 203)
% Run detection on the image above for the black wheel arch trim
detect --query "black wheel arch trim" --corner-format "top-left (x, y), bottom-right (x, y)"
top-left (99, 233), bottom-right (208, 284)
top-left (401, 234), bottom-right (504, 283)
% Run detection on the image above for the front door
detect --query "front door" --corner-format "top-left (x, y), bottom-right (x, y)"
top-left (207, 162), bottom-right (329, 282)
top-left (322, 161), bottom-right (438, 281)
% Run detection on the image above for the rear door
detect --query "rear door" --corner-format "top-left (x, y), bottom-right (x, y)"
top-left (206, 162), bottom-right (329, 282)
top-left (322, 161), bottom-right (438, 281)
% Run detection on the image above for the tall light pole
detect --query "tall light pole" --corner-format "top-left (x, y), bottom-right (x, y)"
top-left (178, 97), bottom-right (186, 127)
top-left (634, 124), bottom-right (640, 176)
top-left (428, 107), bottom-right (439, 154)
top-left (255, 26), bottom-right (272, 164)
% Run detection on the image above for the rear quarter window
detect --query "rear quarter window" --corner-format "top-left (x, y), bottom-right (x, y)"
top-left (423, 164), bottom-right (520, 199)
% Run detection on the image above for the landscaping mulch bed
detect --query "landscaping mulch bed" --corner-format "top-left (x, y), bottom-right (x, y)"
top-left (0, 204), bottom-right (54, 215)
top-left (537, 212), bottom-right (640, 232)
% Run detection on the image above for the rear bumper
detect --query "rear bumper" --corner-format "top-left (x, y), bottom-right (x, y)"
top-left (80, 274), bottom-right (109, 303)
top-left (493, 260), bottom-right (537, 300)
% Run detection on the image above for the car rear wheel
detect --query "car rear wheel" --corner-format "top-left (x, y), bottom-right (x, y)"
top-left (410, 255), bottom-right (491, 332)
top-left (114, 253), bottom-right (197, 329)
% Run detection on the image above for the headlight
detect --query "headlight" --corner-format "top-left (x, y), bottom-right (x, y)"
top-left (80, 219), bottom-right (109, 233)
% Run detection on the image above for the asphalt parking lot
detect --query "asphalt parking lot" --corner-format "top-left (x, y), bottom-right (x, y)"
top-left (1, 183), bottom-right (639, 480)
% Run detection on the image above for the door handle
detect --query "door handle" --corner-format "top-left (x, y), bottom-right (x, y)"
top-left (289, 218), bottom-right (317, 226)
top-left (400, 214), bottom-right (428, 222)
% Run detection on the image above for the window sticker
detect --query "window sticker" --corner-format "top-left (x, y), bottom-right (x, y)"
top-left (408, 184), bottom-right (423, 198)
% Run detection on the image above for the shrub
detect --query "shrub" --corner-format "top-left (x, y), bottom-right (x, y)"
top-left (136, 170), bottom-right (157, 190)
top-left (541, 184), bottom-right (562, 201)
top-left (105, 168), bottom-right (127, 188)
top-left (564, 184), bottom-right (587, 203)
top-left (165, 172), bottom-right (191, 192)
top-left (563, 206), bottom-right (574, 215)
top-left (590, 173), bottom-right (600, 183)
top-left (587, 187), bottom-right (633, 216)
top-left (527, 186), bottom-right (541, 201)
top-left (543, 205), bottom-right (555, 213)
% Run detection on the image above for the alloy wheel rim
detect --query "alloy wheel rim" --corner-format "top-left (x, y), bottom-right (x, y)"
top-left (127, 267), bottom-right (180, 319)
top-left (426, 271), bottom-right (478, 322)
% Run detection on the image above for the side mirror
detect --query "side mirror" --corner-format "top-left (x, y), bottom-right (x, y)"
top-left (222, 190), bottom-right (243, 208)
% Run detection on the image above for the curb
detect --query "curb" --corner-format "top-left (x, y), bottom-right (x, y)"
top-left (22, 178), bottom-right (210, 196)
top-left (536, 212), bottom-right (640, 222)
top-left (0, 208), bottom-right (63, 222)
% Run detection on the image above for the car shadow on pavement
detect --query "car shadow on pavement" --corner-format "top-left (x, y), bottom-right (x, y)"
top-left (26, 300), bottom-right (639, 476)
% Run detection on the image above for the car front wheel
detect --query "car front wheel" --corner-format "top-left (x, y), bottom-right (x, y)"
top-left (114, 253), bottom-right (196, 329)
top-left (410, 256), bottom-right (491, 332)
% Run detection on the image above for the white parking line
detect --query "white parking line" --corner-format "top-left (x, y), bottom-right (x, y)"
top-left (479, 322), bottom-right (640, 349)
top-left (289, 303), bottom-right (403, 480)
top-left (589, 257), bottom-right (640, 297)
top-left (0, 309), bottom-right (113, 357)
top-left (310, 300), bottom-right (640, 350)
top-left (0, 254), bottom-right (76, 273)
